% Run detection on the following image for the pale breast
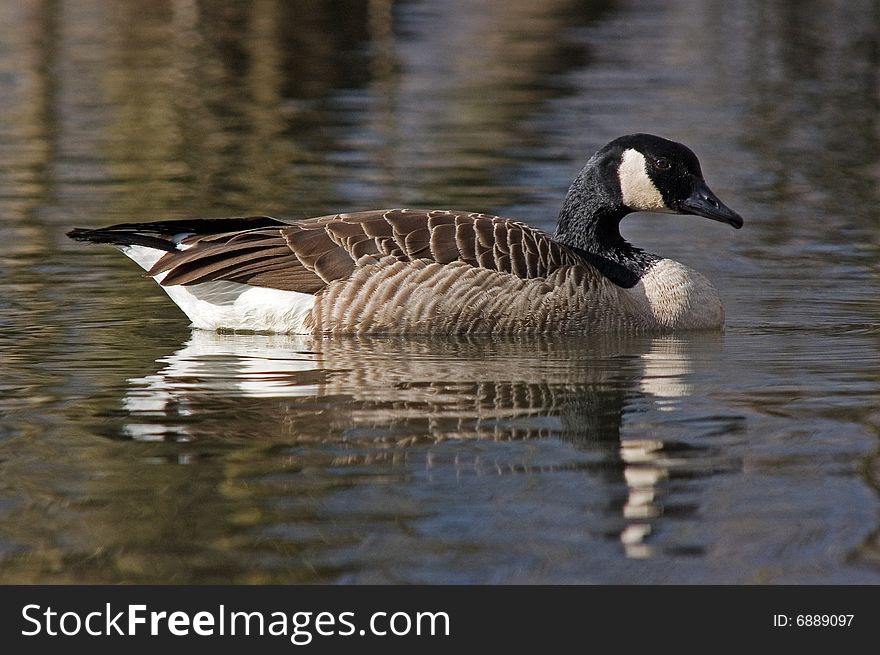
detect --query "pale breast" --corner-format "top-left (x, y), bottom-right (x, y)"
top-left (628, 259), bottom-right (725, 330)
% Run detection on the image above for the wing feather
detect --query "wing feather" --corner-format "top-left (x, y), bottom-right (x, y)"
top-left (119, 209), bottom-right (591, 295)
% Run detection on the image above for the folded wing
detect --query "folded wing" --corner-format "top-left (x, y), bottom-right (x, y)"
top-left (140, 209), bottom-right (588, 294)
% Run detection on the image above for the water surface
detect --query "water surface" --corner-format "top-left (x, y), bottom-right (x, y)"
top-left (1, 0), bottom-right (879, 583)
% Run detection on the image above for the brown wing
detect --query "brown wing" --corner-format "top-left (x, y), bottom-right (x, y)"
top-left (148, 209), bottom-right (585, 293)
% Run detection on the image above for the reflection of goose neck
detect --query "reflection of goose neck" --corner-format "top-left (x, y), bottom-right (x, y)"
top-left (637, 335), bottom-right (718, 405)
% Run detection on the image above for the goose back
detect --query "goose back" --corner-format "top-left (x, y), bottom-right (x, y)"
top-left (147, 210), bottom-right (585, 287)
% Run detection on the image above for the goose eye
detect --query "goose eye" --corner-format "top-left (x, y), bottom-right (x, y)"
top-left (654, 158), bottom-right (671, 170)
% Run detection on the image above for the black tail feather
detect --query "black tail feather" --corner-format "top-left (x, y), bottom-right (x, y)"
top-left (66, 216), bottom-right (289, 251)
top-left (66, 227), bottom-right (178, 251)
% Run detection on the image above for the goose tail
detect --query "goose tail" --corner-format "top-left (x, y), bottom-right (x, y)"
top-left (66, 216), bottom-right (289, 251)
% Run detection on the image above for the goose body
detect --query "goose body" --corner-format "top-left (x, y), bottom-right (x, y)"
top-left (68, 134), bottom-right (742, 335)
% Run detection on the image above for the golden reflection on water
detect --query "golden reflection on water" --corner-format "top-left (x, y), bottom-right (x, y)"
top-left (0, 0), bottom-right (610, 229)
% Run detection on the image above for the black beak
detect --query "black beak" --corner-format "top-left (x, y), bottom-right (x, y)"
top-left (677, 179), bottom-right (743, 229)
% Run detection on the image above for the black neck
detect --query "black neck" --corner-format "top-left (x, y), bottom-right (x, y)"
top-left (552, 164), bottom-right (659, 288)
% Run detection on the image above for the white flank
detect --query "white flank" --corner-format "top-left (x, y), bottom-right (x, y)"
top-left (119, 244), bottom-right (315, 333)
top-left (617, 149), bottom-right (671, 213)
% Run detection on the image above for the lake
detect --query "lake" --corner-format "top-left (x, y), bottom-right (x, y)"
top-left (1, 0), bottom-right (879, 584)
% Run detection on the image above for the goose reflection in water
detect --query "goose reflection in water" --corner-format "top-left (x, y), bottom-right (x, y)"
top-left (120, 332), bottom-right (741, 559)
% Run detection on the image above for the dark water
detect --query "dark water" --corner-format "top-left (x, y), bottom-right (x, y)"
top-left (1, 0), bottom-right (879, 583)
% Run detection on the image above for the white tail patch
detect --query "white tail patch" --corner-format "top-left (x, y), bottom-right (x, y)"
top-left (120, 244), bottom-right (168, 272)
top-left (118, 244), bottom-right (315, 333)
top-left (618, 149), bottom-right (671, 213)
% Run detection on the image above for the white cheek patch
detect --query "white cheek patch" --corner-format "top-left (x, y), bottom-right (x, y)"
top-left (618, 149), bottom-right (672, 213)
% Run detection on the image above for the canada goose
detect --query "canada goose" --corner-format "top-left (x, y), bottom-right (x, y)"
top-left (68, 133), bottom-right (742, 335)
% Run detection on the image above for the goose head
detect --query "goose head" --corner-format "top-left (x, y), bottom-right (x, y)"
top-left (609, 133), bottom-right (743, 228)
top-left (551, 133), bottom-right (744, 292)
top-left (554, 133), bottom-right (743, 254)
